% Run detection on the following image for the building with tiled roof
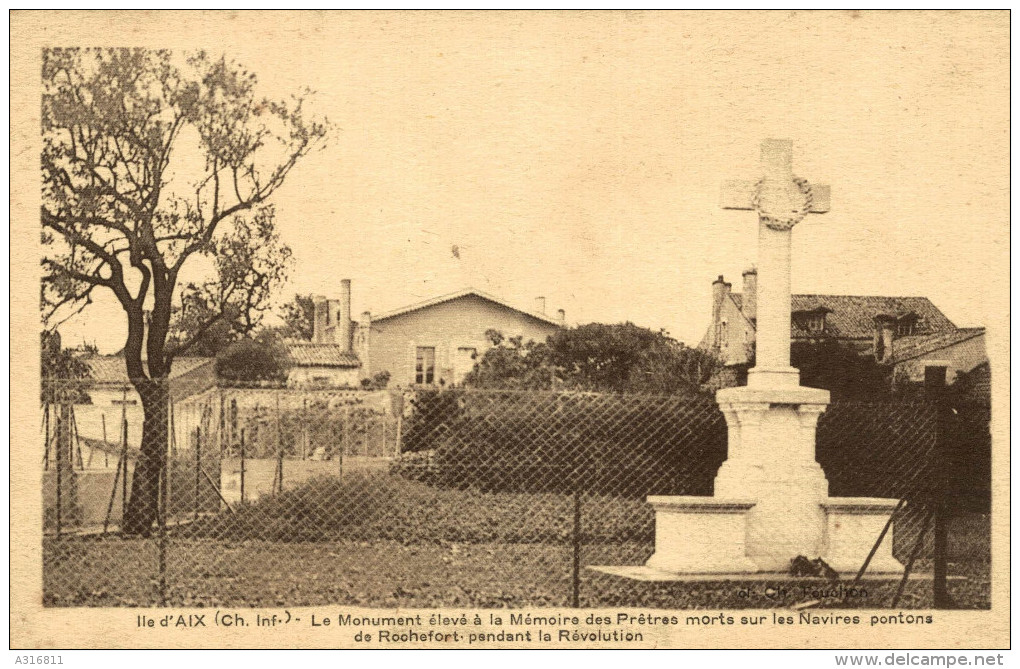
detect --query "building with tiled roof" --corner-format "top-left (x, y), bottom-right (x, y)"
top-left (85, 355), bottom-right (216, 393)
top-left (308, 281), bottom-right (564, 387)
top-left (282, 341), bottom-right (362, 387)
top-left (700, 269), bottom-right (988, 394)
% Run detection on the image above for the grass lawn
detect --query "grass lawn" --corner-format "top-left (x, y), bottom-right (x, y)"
top-left (43, 536), bottom-right (989, 609)
top-left (43, 473), bottom-right (990, 609)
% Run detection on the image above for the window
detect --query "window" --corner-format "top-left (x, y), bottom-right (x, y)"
top-left (896, 320), bottom-right (916, 337)
top-left (806, 313), bottom-right (825, 334)
top-left (714, 320), bottom-right (727, 349)
top-left (415, 346), bottom-right (436, 384)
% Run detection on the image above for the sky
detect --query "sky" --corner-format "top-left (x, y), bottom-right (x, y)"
top-left (42, 11), bottom-right (1009, 353)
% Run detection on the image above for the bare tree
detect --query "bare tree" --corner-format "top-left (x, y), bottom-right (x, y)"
top-left (41, 48), bottom-right (329, 534)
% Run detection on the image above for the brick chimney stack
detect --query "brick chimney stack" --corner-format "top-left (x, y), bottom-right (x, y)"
top-left (711, 275), bottom-right (731, 349)
top-left (742, 267), bottom-right (757, 323)
top-left (534, 296), bottom-right (546, 315)
top-left (312, 295), bottom-right (328, 343)
top-left (340, 279), bottom-right (353, 352)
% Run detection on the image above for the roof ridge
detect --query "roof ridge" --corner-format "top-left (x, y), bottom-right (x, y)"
top-left (371, 287), bottom-right (562, 326)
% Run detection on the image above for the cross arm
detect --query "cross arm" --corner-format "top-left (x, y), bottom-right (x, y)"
top-left (720, 179), bottom-right (831, 213)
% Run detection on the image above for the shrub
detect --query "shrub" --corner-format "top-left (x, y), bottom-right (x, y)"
top-left (400, 388), bottom-right (465, 452)
top-left (398, 390), bottom-right (728, 497)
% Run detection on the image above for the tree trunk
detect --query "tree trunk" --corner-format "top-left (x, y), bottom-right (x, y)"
top-left (122, 380), bottom-right (169, 536)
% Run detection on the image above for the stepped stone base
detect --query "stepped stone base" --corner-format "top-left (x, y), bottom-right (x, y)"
top-left (636, 494), bottom-right (903, 576)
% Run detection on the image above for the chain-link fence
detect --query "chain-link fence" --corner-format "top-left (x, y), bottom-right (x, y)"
top-left (42, 380), bottom-right (990, 609)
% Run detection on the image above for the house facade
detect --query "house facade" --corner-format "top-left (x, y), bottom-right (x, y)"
top-left (355, 289), bottom-right (564, 386)
top-left (699, 269), bottom-right (988, 391)
top-left (306, 280), bottom-right (564, 387)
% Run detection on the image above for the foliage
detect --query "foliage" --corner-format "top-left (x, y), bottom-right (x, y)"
top-left (400, 388), bottom-right (465, 453)
top-left (461, 330), bottom-right (556, 390)
top-left (396, 390), bottom-right (728, 495)
top-left (181, 472), bottom-right (654, 545)
top-left (40, 331), bottom-right (93, 404)
top-left (464, 323), bottom-right (721, 395)
top-left (734, 339), bottom-right (893, 400)
top-left (791, 339), bottom-right (892, 400)
top-left (215, 333), bottom-right (290, 384)
top-left (278, 294), bottom-right (316, 341)
top-left (360, 370), bottom-right (391, 391)
top-left (41, 47), bottom-right (329, 534)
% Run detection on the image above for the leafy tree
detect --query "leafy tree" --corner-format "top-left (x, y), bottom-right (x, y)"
top-left (464, 323), bottom-right (721, 394)
top-left (215, 332), bottom-right (290, 385)
top-left (40, 330), bottom-right (93, 404)
top-left (278, 293), bottom-right (315, 340)
top-left (735, 340), bottom-right (892, 400)
top-left (462, 329), bottom-right (557, 390)
top-left (791, 339), bottom-right (891, 400)
top-left (41, 48), bottom-right (329, 535)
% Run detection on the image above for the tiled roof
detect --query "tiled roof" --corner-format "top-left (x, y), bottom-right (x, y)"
top-left (372, 288), bottom-right (563, 326)
top-left (284, 343), bottom-right (361, 368)
top-left (889, 327), bottom-right (985, 364)
top-left (730, 294), bottom-right (957, 339)
top-left (85, 356), bottom-right (214, 385)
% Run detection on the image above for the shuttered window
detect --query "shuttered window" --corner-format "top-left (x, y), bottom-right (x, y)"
top-left (415, 346), bottom-right (436, 385)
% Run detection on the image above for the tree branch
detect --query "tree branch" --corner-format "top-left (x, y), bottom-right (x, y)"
top-left (167, 309), bottom-right (229, 358)
top-left (42, 258), bottom-right (113, 288)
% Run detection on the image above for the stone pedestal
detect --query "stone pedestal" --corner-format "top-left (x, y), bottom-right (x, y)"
top-left (821, 498), bottom-right (904, 574)
top-left (645, 497), bottom-right (758, 574)
top-left (714, 384), bottom-right (831, 571)
top-left (640, 384), bottom-right (906, 575)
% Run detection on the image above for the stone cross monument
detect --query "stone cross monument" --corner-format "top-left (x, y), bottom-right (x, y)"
top-left (720, 139), bottom-right (831, 388)
top-left (635, 139), bottom-right (902, 576)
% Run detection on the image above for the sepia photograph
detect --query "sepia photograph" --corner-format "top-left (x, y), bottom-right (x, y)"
top-left (10, 10), bottom-right (1009, 651)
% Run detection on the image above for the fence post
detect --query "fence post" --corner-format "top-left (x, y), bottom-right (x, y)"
top-left (572, 485), bottom-right (581, 608)
top-left (121, 414), bottom-right (128, 519)
top-left (194, 426), bottom-right (201, 521)
top-left (240, 428), bottom-right (246, 504)
top-left (395, 412), bottom-right (403, 456)
top-left (55, 403), bottom-right (64, 537)
top-left (217, 390), bottom-right (224, 456)
top-left (302, 398), bottom-right (308, 460)
top-left (158, 432), bottom-right (169, 606)
top-left (167, 399), bottom-right (176, 523)
top-left (43, 403), bottom-right (51, 471)
top-left (925, 366), bottom-right (953, 608)
top-left (275, 392), bottom-right (284, 494)
top-left (340, 405), bottom-right (349, 480)
top-left (101, 413), bottom-right (109, 468)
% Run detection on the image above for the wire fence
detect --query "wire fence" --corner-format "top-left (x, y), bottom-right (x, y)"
top-left (41, 380), bottom-right (990, 609)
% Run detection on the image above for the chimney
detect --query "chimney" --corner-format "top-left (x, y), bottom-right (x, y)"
top-left (873, 314), bottom-right (897, 363)
top-left (359, 310), bottom-right (372, 372)
top-left (556, 308), bottom-right (566, 325)
top-left (339, 279), bottom-right (353, 353)
top-left (312, 295), bottom-right (328, 343)
top-left (534, 296), bottom-right (546, 315)
top-left (711, 275), bottom-right (731, 349)
top-left (741, 267), bottom-right (757, 323)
